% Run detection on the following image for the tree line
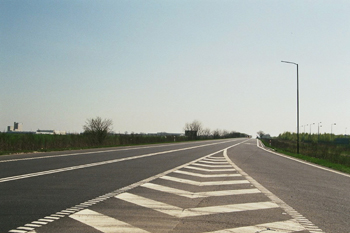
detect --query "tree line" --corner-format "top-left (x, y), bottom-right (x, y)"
top-left (0, 117), bottom-right (249, 155)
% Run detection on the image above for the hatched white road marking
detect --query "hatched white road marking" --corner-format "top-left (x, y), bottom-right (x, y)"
top-left (141, 182), bottom-right (261, 198)
top-left (115, 192), bottom-right (279, 218)
top-left (70, 209), bottom-right (150, 233)
top-left (173, 170), bottom-right (241, 177)
top-left (160, 175), bottom-right (249, 186)
top-left (191, 163), bottom-right (232, 168)
top-left (185, 165), bottom-right (236, 172)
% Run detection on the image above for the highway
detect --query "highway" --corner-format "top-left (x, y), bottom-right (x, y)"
top-left (0, 138), bottom-right (349, 233)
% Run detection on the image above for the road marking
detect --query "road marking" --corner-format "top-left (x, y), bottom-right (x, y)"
top-left (224, 148), bottom-right (325, 233)
top-left (197, 160), bottom-right (230, 164)
top-left (191, 162), bottom-right (232, 168)
top-left (173, 170), bottom-right (241, 177)
top-left (0, 140), bottom-right (240, 183)
top-left (141, 182), bottom-right (261, 198)
top-left (160, 175), bottom-right (249, 186)
top-left (257, 139), bottom-right (350, 178)
top-left (70, 209), bottom-right (150, 233)
top-left (8, 139), bottom-right (251, 233)
top-left (185, 165), bottom-right (236, 172)
top-left (115, 192), bottom-right (279, 218)
top-left (204, 219), bottom-right (305, 233)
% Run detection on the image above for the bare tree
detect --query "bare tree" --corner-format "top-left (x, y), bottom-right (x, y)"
top-left (202, 128), bottom-right (212, 137)
top-left (257, 130), bottom-right (265, 139)
top-left (184, 120), bottom-right (204, 136)
top-left (83, 117), bottom-right (113, 145)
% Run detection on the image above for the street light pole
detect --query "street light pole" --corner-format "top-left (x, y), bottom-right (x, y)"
top-left (318, 122), bottom-right (322, 142)
top-left (281, 60), bottom-right (299, 154)
top-left (331, 123), bottom-right (336, 135)
top-left (310, 123), bottom-right (315, 134)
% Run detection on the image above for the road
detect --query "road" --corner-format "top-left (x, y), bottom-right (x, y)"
top-left (0, 138), bottom-right (349, 233)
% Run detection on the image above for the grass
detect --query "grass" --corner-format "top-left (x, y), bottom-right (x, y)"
top-left (261, 140), bottom-right (350, 175)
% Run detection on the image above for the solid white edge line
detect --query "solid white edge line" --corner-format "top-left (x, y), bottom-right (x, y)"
top-left (257, 139), bottom-right (350, 178)
top-left (224, 148), bottom-right (325, 233)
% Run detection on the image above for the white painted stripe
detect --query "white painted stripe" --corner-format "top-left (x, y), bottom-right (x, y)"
top-left (192, 163), bottom-right (232, 168)
top-left (24, 224), bottom-right (41, 227)
top-left (173, 170), bottom-right (241, 177)
top-left (38, 218), bottom-right (54, 222)
top-left (17, 227), bottom-right (35, 231)
top-left (141, 182), bottom-right (261, 198)
top-left (197, 160), bottom-right (229, 164)
top-left (182, 201), bottom-right (279, 217)
top-left (224, 148), bottom-right (325, 233)
top-left (0, 140), bottom-right (236, 183)
top-left (31, 221), bottom-right (48, 225)
top-left (9, 230), bottom-right (27, 233)
top-left (117, 192), bottom-right (184, 217)
top-left (116, 193), bottom-right (278, 218)
top-left (204, 219), bottom-right (305, 233)
top-left (160, 175), bottom-right (249, 186)
top-left (185, 166), bottom-right (236, 172)
top-left (203, 158), bottom-right (227, 161)
top-left (70, 209), bottom-right (150, 233)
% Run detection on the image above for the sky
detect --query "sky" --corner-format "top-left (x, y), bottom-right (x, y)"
top-left (1, 0), bottom-right (350, 137)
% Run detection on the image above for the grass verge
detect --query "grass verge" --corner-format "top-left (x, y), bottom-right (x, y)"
top-left (261, 140), bottom-right (350, 175)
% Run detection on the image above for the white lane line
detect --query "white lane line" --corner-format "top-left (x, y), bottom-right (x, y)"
top-left (116, 192), bottom-right (279, 218)
top-left (70, 209), bottom-right (150, 233)
top-left (203, 158), bottom-right (227, 162)
top-left (173, 170), bottom-right (241, 177)
top-left (160, 175), bottom-right (249, 186)
top-left (141, 182), bottom-right (261, 198)
top-left (185, 166), bottom-right (236, 172)
top-left (204, 219), bottom-right (305, 233)
top-left (257, 139), bottom-right (350, 178)
top-left (192, 163), bottom-right (232, 168)
top-left (197, 160), bottom-right (230, 164)
top-left (224, 149), bottom-right (325, 233)
top-left (0, 140), bottom-right (236, 183)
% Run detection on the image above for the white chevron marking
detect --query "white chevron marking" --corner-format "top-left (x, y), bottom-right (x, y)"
top-left (173, 170), bottom-right (241, 177)
top-left (203, 157), bottom-right (227, 161)
top-left (192, 163), bottom-right (232, 168)
top-left (116, 193), bottom-right (279, 218)
top-left (141, 182), bottom-right (261, 198)
top-left (185, 166), bottom-right (236, 172)
top-left (160, 175), bottom-right (249, 186)
top-left (197, 160), bottom-right (230, 164)
top-left (204, 219), bottom-right (305, 232)
top-left (70, 209), bottom-right (150, 233)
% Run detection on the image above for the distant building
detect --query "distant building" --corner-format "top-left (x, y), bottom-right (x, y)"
top-left (6, 122), bottom-right (65, 135)
top-left (7, 122), bottom-right (23, 132)
top-left (36, 130), bottom-right (66, 135)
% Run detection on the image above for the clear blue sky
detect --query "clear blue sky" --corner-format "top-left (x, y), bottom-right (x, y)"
top-left (1, 0), bottom-right (349, 136)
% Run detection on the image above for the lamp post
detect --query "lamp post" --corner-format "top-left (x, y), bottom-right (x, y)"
top-left (318, 122), bottom-right (322, 142)
top-left (331, 123), bottom-right (336, 135)
top-left (281, 60), bottom-right (299, 154)
top-left (309, 123), bottom-right (315, 134)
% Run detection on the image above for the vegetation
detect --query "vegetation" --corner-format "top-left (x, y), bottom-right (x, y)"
top-left (0, 119), bottom-right (249, 155)
top-left (260, 131), bottom-right (350, 174)
top-left (83, 117), bottom-right (113, 145)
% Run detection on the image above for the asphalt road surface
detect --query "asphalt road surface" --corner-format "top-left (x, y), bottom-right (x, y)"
top-left (1, 138), bottom-right (349, 233)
